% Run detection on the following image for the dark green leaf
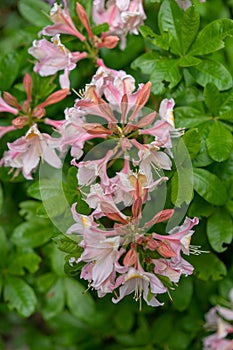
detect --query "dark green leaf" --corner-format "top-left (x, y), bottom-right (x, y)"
top-left (171, 169), bottom-right (193, 207)
top-left (170, 277), bottom-right (193, 311)
top-left (65, 277), bottom-right (95, 321)
top-left (158, 0), bottom-right (182, 54)
top-left (4, 276), bottom-right (37, 317)
top-left (190, 18), bottom-right (233, 55)
top-left (0, 52), bottom-right (20, 90)
top-left (207, 209), bottom-right (233, 252)
top-left (174, 107), bottom-right (211, 128)
top-left (18, 0), bottom-right (51, 27)
top-left (189, 59), bottom-right (232, 91)
top-left (188, 254), bottom-right (227, 281)
top-left (0, 226), bottom-right (7, 265)
top-left (8, 252), bottom-right (41, 276)
top-left (204, 83), bottom-right (221, 116)
top-left (193, 168), bottom-right (227, 205)
top-left (12, 219), bottom-right (54, 248)
top-left (0, 183), bottom-right (3, 215)
top-left (181, 6), bottom-right (200, 54)
top-left (206, 121), bottom-right (233, 162)
top-left (193, 123), bottom-right (214, 167)
top-left (188, 195), bottom-right (214, 218)
top-left (41, 278), bottom-right (65, 320)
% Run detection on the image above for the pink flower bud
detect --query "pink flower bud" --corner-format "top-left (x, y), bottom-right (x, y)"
top-left (97, 34), bottom-right (119, 49)
top-left (76, 2), bottom-right (93, 39)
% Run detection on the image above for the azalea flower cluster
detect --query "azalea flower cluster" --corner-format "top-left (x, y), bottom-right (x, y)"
top-left (28, 0), bottom-right (146, 89)
top-left (0, 0), bottom-right (200, 307)
top-left (58, 61), bottom-right (200, 307)
top-left (203, 289), bottom-right (233, 350)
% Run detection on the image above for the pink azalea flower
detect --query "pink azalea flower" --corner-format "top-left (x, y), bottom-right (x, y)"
top-left (0, 95), bottom-right (18, 115)
top-left (153, 217), bottom-right (199, 256)
top-left (0, 125), bottom-right (16, 139)
top-left (40, 1), bottom-right (85, 41)
top-left (92, 0), bottom-right (146, 49)
top-left (28, 35), bottom-right (87, 89)
top-left (112, 261), bottom-right (167, 307)
top-left (1, 124), bottom-right (62, 179)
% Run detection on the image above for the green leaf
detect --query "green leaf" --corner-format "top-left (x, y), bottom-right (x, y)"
top-left (188, 195), bottom-right (214, 218)
top-left (170, 277), bottom-right (193, 311)
top-left (92, 23), bottom-right (109, 36)
top-left (36, 273), bottom-right (57, 293)
top-left (171, 169), bottom-right (193, 207)
top-left (0, 52), bottom-right (20, 90)
top-left (193, 123), bottom-right (214, 167)
top-left (139, 26), bottom-right (170, 50)
top-left (182, 128), bottom-right (201, 159)
top-left (189, 59), bottom-right (232, 91)
top-left (178, 55), bottom-right (201, 67)
top-left (150, 59), bottom-right (182, 94)
top-left (8, 252), bottom-right (41, 276)
top-left (181, 6), bottom-right (200, 54)
top-left (158, 0), bottom-right (183, 54)
top-left (50, 245), bottom-right (66, 277)
top-left (188, 254), bottom-right (227, 281)
top-left (0, 226), bottom-right (7, 265)
top-left (0, 183), bottom-right (3, 215)
top-left (204, 83), bottom-right (221, 116)
top-left (18, 0), bottom-right (51, 27)
top-left (193, 168), bottom-right (227, 205)
top-left (189, 18), bottom-right (233, 55)
top-left (207, 209), bottom-right (233, 252)
top-left (19, 200), bottom-right (42, 220)
top-left (53, 235), bottom-right (82, 255)
top-left (4, 276), bottom-right (37, 317)
top-left (65, 277), bottom-right (95, 322)
top-left (41, 278), bottom-right (65, 320)
top-left (12, 219), bottom-right (54, 248)
top-left (131, 52), bottom-right (159, 74)
top-left (174, 107), bottom-right (211, 128)
top-left (206, 121), bottom-right (233, 162)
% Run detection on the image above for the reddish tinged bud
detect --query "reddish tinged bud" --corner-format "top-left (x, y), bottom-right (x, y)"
top-left (97, 34), bottom-right (119, 49)
top-left (129, 82), bottom-right (152, 121)
top-left (123, 244), bottom-right (137, 266)
top-left (136, 111), bottom-right (157, 128)
top-left (82, 123), bottom-right (112, 135)
top-left (157, 241), bottom-right (177, 258)
top-left (76, 2), bottom-right (93, 39)
top-left (132, 197), bottom-right (142, 219)
top-left (23, 73), bottom-right (32, 103)
top-left (38, 89), bottom-right (69, 108)
top-left (3, 92), bottom-right (21, 110)
top-left (32, 106), bottom-right (45, 119)
top-left (145, 209), bottom-right (174, 228)
top-left (146, 237), bottom-right (159, 251)
top-left (12, 116), bottom-right (29, 128)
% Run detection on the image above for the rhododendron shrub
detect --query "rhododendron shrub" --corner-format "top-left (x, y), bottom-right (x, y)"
top-left (0, 0), bottom-right (232, 349)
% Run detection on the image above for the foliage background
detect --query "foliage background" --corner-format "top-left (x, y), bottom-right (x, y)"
top-left (0, 0), bottom-right (232, 349)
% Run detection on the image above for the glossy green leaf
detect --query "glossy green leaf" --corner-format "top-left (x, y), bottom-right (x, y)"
top-left (18, 0), bottom-right (51, 27)
top-left (190, 18), bottom-right (233, 55)
top-left (182, 128), bottom-right (201, 159)
top-left (65, 277), bottom-right (95, 322)
top-left (4, 276), bottom-right (37, 317)
top-left (8, 252), bottom-right (41, 276)
top-left (41, 278), bottom-right (65, 320)
top-left (206, 121), bottom-right (233, 162)
top-left (131, 52), bottom-right (160, 74)
top-left (53, 235), bottom-right (82, 255)
top-left (188, 195), bottom-right (214, 218)
top-left (181, 6), bottom-right (200, 54)
top-left (207, 209), bottom-right (233, 252)
top-left (0, 52), bottom-right (20, 90)
top-left (139, 26), bottom-right (170, 50)
top-left (204, 83), bottom-right (221, 116)
top-left (171, 169), bottom-right (193, 207)
top-left (178, 55), bottom-right (201, 67)
top-left (150, 59), bottom-right (182, 94)
top-left (189, 59), bottom-right (232, 90)
top-left (174, 107), bottom-right (211, 128)
top-left (188, 254), bottom-right (227, 281)
top-left (12, 219), bottom-right (54, 248)
top-left (158, 0), bottom-right (182, 54)
top-left (170, 277), bottom-right (193, 311)
top-left (193, 123), bottom-right (214, 167)
top-left (193, 168), bottom-right (227, 205)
